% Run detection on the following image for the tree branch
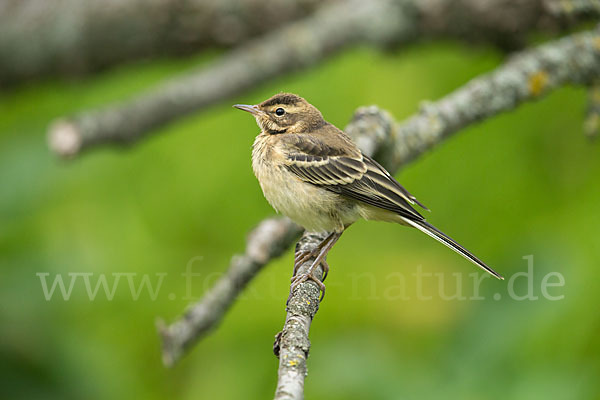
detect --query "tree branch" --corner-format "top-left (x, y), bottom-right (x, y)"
top-left (375, 26), bottom-right (600, 170)
top-left (5, 0), bottom-right (598, 88)
top-left (156, 26), bottom-right (600, 397)
top-left (47, 0), bottom-right (416, 157)
top-left (0, 0), bottom-right (333, 86)
top-left (47, 0), bottom-right (600, 158)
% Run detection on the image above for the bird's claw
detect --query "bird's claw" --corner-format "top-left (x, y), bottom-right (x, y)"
top-left (293, 250), bottom-right (329, 281)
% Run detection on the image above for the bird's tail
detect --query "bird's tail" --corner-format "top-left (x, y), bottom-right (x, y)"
top-left (401, 218), bottom-right (504, 280)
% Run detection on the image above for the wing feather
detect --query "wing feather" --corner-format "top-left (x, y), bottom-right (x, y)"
top-left (281, 133), bottom-right (426, 221)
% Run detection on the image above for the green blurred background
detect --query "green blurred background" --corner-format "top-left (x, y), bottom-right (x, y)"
top-left (1, 42), bottom-right (599, 399)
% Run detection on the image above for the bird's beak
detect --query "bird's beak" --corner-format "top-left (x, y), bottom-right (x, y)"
top-left (233, 104), bottom-right (263, 116)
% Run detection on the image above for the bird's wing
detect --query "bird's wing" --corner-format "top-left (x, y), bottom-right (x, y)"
top-left (280, 132), bottom-right (426, 221)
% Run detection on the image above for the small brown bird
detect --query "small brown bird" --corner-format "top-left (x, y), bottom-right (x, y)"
top-left (235, 93), bottom-right (503, 299)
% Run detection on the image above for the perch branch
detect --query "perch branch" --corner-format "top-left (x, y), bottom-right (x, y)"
top-left (47, 0), bottom-right (600, 158)
top-left (273, 232), bottom-right (328, 400)
top-left (157, 26), bottom-right (600, 397)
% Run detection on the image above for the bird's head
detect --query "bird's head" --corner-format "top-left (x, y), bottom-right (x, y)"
top-left (234, 93), bottom-right (326, 135)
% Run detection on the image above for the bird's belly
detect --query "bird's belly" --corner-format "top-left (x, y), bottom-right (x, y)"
top-left (255, 163), bottom-right (357, 232)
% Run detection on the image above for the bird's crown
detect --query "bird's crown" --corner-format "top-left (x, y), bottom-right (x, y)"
top-left (259, 93), bottom-right (304, 108)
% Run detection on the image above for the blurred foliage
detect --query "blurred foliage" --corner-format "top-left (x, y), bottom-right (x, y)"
top-left (1, 42), bottom-right (599, 400)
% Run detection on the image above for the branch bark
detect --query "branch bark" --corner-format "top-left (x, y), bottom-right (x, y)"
top-left (46, 0), bottom-right (600, 158)
top-left (156, 26), bottom-right (600, 398)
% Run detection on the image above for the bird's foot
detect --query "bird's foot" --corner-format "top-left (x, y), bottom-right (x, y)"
top-left (288, 231), bottom-right (341, 304)
top-left (293, 249), bottom-right (329, 281)
top-left (287, 252), bottom-right (329, 303)
top-left (293, 249), bottom-right (312, 273)
top-left (288, 262), bottom-right (326, 303)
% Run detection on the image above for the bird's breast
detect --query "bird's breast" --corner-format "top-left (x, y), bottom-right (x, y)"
top-left (251, 134), bottom-right (358, 232)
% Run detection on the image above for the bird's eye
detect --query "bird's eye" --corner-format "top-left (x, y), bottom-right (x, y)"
top-left (275, 108), bottom-right (285, 116)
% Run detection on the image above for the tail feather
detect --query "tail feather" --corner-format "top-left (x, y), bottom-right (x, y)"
top-left (401, 218), bottom-right (504, 280)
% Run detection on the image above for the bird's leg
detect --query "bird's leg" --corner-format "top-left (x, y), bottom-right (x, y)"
top-left (292, 233), bottom-right (331, 278)
top-left (289, 232), bottom-right (342, 302)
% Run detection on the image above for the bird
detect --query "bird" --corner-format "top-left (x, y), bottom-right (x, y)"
top-left (234, 93), bottom-right (503, 300)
